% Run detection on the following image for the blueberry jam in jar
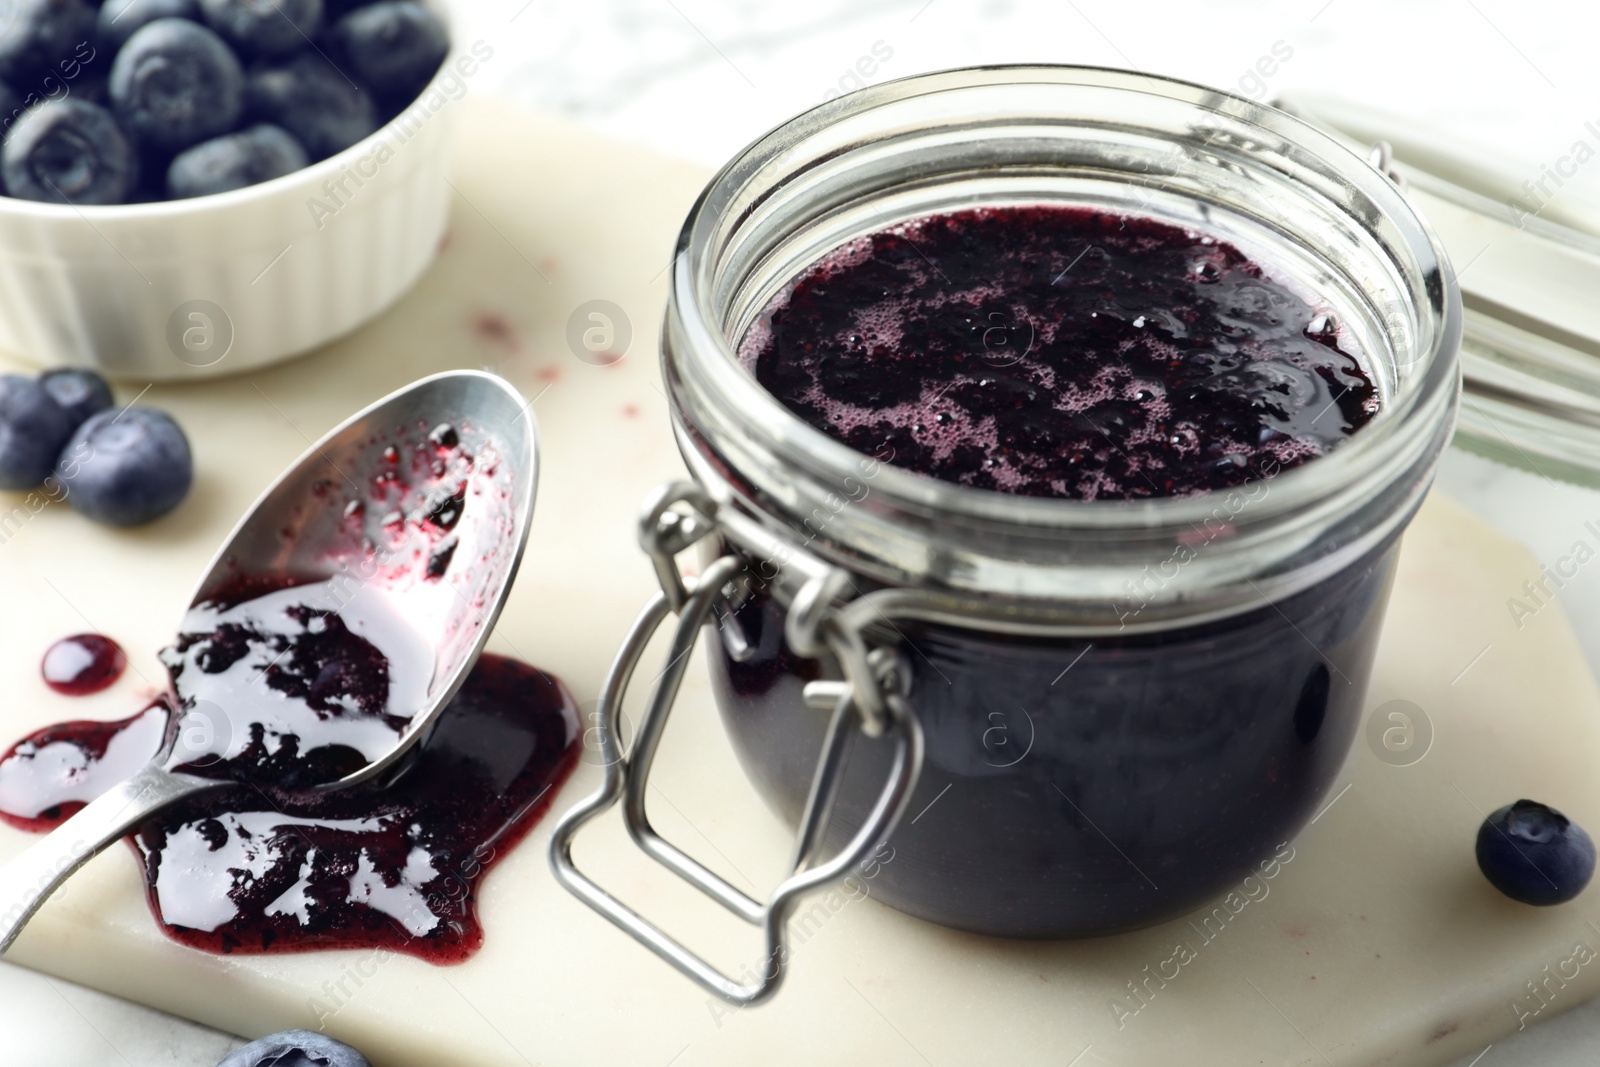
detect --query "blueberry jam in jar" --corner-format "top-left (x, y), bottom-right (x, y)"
top-left (647, 67), bottom-right (1461, 941)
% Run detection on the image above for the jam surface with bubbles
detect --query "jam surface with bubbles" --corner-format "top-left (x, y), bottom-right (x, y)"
top-left (741, 205), bottom-right (1379, 500)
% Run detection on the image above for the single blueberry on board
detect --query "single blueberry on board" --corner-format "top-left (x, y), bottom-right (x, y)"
top-left (0, 374), bottom-right (76, 490)
top-left (109, 18), bottom-right (245, 152)
top-left (97, 0), bottom-right (202, 54)
top-left (246, 52), bottom-right (376, 160)
top-left (1477, 799), bottom-right (1597, 906)
top-left (1, 99), bottom-right (135, 204)
top-left (39, 368), bottom-right (114, 429)
top-left (215, 1030), bottom-right (372, 1067)
top-left (167, 123), bottom-right (307, 197)
top-left (330, 1), bottom-right (447, 96)
top-left (198, 0), bottom-right (324, 58)
top-left (58, 407), bottom-right (194, 526)
top-left (0, 0), bottom-right (98, 86)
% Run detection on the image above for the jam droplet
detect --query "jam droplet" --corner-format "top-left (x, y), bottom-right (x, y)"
top-left (41, 634), bottom-right (128, 696)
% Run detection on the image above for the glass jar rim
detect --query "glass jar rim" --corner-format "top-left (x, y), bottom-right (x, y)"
top-left (664, 64), bottom-right (1462, 628)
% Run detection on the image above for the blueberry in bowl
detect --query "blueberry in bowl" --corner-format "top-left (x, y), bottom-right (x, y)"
top-left (216, 1030), bottom-right (370, 1067)
top-left (1477, 799), bottom-right (1596, 906)
top-left (3, 0), bottom-right (451, 204)
top-left (245, 52), bottom-right (378, 161)
top-left (0, 0), bottom-right (99, 86)
top-left (109, 18), bottom-right (245, 152)
top-left (167, 123), bottom-right (307, 198)
top-left (1, 99), bottom-right (136, 204)
top-left (198, 0), bottom-right (323, 59)
top-left (39, 368), bottom-right (114, 427)
top-left (0, 374), bottom-right (75, 490)
top-left (97, 0), bottom-right (203, 53)
top-left (58, 407), bottom-right (194, 526)
top-left (331, 0), bottom-right (449, 98)
top-left (0, 0), bottom-right (460, 379)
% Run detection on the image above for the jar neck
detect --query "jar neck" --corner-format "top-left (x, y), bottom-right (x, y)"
top-left (664, 66), bottom-right (1462, 632)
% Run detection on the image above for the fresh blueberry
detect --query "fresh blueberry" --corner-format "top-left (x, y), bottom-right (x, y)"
top-left (0, 0), bottom-right (98, 86)
top-left (246, 52), bottom-right (375, 160)
top-left (38, 368), bottom-right (114, 429)
top-left (1477, 799), bottom-right (1596, 906)
top-left (58, 407), bottom-right (193, 526)
top-left (1, 99), bottom-right (135, 204)
top-left (167, 123), bottom-right (307, 197)
top-left (330, 1), bottom-right (447, 97)
top-left (110, 18), bottom-right (244, 152)
top-left (0, 375), bottom-right (76, 490)
top-left (199, 0), bottom-right (323, 58)
top-left (97, 0), bottom-right (201, 54)
top-left (216, 1030), bottom-right (371, 1067)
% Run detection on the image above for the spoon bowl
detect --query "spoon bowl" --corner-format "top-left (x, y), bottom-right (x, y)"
top-left (0, 370), bottom-right (538, 953)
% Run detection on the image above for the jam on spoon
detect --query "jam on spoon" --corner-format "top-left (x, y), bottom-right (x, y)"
top-left (159, 575), bottom-right (437, 790)
top-left (2, 425), bottom-right (574, 961)
top-left (0, 372), bottom-right (551, 962)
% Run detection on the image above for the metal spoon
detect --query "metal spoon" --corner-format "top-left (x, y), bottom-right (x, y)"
top-left (0, 370), bottom-right (537, 955)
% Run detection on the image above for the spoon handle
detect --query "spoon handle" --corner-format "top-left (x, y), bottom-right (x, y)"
top-left (0, 762), bottom-right (217, 955)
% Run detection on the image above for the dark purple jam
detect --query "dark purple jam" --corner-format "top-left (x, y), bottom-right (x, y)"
top-left (0, 704), bottom-right (168, 831)
top-left (711, 546), bottom-right (1395, 938)
top-left (158, 574), bottom-right (433, 791)
top-left (0, 411), bottom-right (563, 962)
top-left (155, 418), bottom-right (494, 794)
top-left (742, 205), bottom-right (1379, 499)
top-left (41, 634), bottom-right (128, 696)
top-left (0, 654), bottom-right (578, 962)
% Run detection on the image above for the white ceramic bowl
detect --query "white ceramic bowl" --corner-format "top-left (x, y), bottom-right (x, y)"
top-left (0, 3), bottom-right (468, 381)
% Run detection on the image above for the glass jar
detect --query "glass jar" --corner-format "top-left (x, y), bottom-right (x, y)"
top-left (551, 65), bottom-right (1461, 1005)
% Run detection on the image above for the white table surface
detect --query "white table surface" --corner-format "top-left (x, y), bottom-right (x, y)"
top-left (8, 0), bottom-right (1600, 1062)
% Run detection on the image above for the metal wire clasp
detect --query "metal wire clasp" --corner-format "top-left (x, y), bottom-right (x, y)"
top-left (549, 483), bottom-right (924, 1005)
top-left (1367, 140), bottom-right (1408, 192)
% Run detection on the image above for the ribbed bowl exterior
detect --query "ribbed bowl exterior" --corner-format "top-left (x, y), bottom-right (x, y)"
top-left (0, 27), bottom-right (460, 381)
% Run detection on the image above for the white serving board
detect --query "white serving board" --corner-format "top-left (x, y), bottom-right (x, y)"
top-left (3, 99), bottom-right (1600, 1067)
